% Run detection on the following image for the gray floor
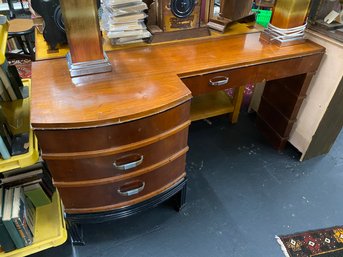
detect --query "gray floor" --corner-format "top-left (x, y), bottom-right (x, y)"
top-left (31, 112), bottom-right (343, 257)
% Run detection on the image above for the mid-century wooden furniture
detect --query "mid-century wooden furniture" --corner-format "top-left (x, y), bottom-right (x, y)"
top-left (271, 0), bottom-right (311, 29)
top-left (30, 32), bottom-right (324, 244)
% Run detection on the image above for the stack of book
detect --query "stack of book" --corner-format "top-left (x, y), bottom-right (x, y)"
top-left (0, 163), bottom-right (55, 205)
top-left (101, 0), bottom-right (151, 45)
top-left (0, 187), bottom-right (35, 252)
top-left (0, 163), bottom-right (54, 252)
top-left (0, 60), bottom-right (29, 101)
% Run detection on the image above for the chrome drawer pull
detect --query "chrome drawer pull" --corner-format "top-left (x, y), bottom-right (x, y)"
top-left (113, 154), bottom-right (144, 171)
top-left (117, 181), bottom-right (145, 196)
top-left (208, 76), bottom-right (229, 86)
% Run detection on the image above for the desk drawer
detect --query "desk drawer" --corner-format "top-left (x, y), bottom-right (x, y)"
top-left (57, 154), bottom-right (186, 214)
top-left (46, 128), bottom-right (189, 182)
top-left (35, 101), bottom-right (190, 154)
top-left (181, 66), bottom-right (256, 96)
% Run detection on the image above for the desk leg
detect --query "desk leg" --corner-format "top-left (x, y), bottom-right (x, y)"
top-left (66, 220), bottom-right (85, 246)
top-left (174, 180), bottom-right (187, 211)
top-left (229, 86), bottom-right (245, 123)
top-left (256, 73), bottom-right (314, 150)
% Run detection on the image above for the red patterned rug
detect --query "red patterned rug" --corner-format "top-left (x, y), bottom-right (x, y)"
top-left (9, 59), bottom-right (31, 79)
top-left (277, 226), bottom-right (343, 257)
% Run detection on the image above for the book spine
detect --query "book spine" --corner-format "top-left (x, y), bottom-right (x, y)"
top-left (25, 199), bottom-right (36, 235)
top-left (3, 219), bottom-right (25, 248)
top-left (0, 136), bottom-right (11, 160)
top-left (0, 67), bottom-right (17, 101)
top-left (0, 79), bottom-right (10, 101)
top-left (0, 222), bottom-right (16, 252)
top-left (12, 217), bottom-right (33, 246)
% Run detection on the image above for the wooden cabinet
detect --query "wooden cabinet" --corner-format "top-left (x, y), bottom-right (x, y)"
top-left (35, 101), bottom-right (191, 214)
top-left (56, 154), bottom-right (186, 213)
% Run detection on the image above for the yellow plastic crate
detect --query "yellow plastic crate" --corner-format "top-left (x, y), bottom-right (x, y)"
top-left (0, 79), bottom-right (39, 172)
top-left (0, 192), bottom-right (68, 257)
top-left (0, 130), bottom-right (39, 172)
top-left (0, 15), bottom-right (8, 65)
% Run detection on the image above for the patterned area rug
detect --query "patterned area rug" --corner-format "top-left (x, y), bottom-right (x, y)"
top-left (277, 226), bottom-right (343, 257)
top-left (8, 59), bottom-right (32, 79)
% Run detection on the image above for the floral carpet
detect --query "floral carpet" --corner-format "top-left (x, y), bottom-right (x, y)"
top-left (277, 226), bottom-right (343, 257)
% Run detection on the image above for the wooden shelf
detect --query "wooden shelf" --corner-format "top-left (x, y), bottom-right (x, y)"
top-left (190, 91), bottom-right (234, 121)
top-left (0, 192), bottom-right (67, 257)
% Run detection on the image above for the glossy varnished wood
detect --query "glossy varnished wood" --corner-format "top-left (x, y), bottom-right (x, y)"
top-left (59, 0), bottom-right (104, 63)
top-left (34, 102), bottom-right (190, 153)
top-left (31, 33), bottom-right (324, 129)
top-left (271, 0), bottom-right (311, 29)
top-left (44, 128), bottom-right (189, 182)
top-left (57, 154), bottom-right (187, 213)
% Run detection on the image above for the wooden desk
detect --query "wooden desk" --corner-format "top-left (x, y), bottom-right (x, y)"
top-left (30, 32), bottom-right (324, 243)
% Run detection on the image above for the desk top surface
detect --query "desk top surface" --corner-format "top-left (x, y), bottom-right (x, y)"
top-left (31, 32), bottom-right (325, 129)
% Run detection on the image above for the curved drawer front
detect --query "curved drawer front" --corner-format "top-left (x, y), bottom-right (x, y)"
top-left (45, 128), bottom-right (189, 182)
top-left (35, 101), bottom-right (190, 154)
top-left (57, 154), bottom-right (186, 214)
top-left (181, 66), bottom-right (256, 97)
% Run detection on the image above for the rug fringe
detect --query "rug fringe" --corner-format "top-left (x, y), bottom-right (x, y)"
top-left (275, 235), bottom-right (291, 257)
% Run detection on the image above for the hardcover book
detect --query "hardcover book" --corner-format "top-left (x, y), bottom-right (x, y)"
top-left (11, 187), bottom-right (33, 246)
top-left (0, 188), bottom-right (16, 252)
top-left (2, 188), bottom-right (25, 249)
top-left (24, 183), bottom-right (51, 207)
top-left (0, 66), bottom-right (16, 101)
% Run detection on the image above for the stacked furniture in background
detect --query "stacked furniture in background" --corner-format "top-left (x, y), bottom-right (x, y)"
top-left (101, 0), bottom-right (151, 45)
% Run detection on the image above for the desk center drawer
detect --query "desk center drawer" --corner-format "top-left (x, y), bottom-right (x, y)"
top-left (181, 66), bottom-right (256, 96)
top-left (45, 128), bottom-right (189, 182)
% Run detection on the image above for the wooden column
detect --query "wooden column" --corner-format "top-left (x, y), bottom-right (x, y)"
top-left (271, 0), bottom-right (311, 28)
top-left (60, 0), bottom-right (104, 63)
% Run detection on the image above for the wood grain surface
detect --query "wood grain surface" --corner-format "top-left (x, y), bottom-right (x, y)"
top-left (59, 0), bottom-right (104, 63)
top-left (44, 128), bottom-right (189, 182)
top-left (31, 32), bottom-right (324, 129)
top-left (57, 153), bottom-right (187, 213)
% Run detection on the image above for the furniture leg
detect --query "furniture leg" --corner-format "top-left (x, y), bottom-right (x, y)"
top-left (174, 180), bottom-right (187, 211)
top-left (256, 73), bottom-right (314, 150)
top-left (24, 34), bottom-right (35, 61)
top-left (229, 85), bottom-right (245, 123)
top-left (66, 219), bottom-right (85, 246)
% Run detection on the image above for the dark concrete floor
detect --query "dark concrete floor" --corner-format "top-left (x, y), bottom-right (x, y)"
top-left (31, 112), bottom-right (343, 257)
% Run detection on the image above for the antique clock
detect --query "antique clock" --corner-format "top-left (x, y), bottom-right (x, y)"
top-left (156, 0), bottom-right (201, 31)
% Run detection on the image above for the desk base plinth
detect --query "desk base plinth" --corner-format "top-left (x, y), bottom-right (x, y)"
top-left (64, 178), bottom-right (187, 245)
